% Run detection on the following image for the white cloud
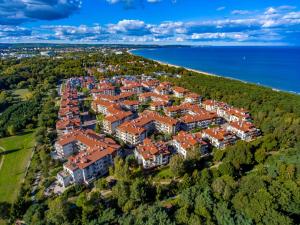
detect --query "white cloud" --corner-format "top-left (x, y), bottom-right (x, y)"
top-left (107, 19), bottom-right (151, 35)
top-left (106, 0), bottom-right (121, 4)
top-left (176, 37), bottom-right (184, 42)
top-left (147, 0), bottom-right (161, 3)
top-left (217, 6), bottom-right (226, 11)
top-left (231, 10), bottom-right (251, 15)
top-left (191, 32), bottom-right (249, 41)
top-left (0, 0), bottom-right (81, 25)
top-left (265, 7), bottom-right (277, 15)
top-left (2, 5), bottom-right (300, 45)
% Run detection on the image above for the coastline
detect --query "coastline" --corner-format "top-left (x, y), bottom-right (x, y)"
top-left (128, 49), bottom-right (299, 95)
top-left (128, 49), bottom-right (220, 77)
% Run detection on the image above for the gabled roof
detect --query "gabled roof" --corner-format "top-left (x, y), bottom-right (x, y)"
top-left (136, 138), bottom-right (170, 160)
top-left (203, 127), bottom-right (234, 141)
top-left (173, 131), bottom-right (207, 150)
top-left (229, 121), bottom-right (257, 132)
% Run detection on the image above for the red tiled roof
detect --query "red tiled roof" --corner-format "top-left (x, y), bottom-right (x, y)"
top-left (59, 129), bottom-right (120, 170)
top-left (180, 111), bottom-right (217, 123)
top-left (141, 80), bottom-right (160, 88)
top-left (136, 138), bottom-right (170, 160)
top-left (139, 92), bottom-right (169, 102)
top-left (58, 106), bottom-right (80, 117)
top-left (92, 99), bottom-right (114, 108)
top-left (229, 121), bottom-right (256, 132)
top-left (122, 100), bottom-right (140, 106)
top-left (104, 110), bottom-right (132, 123)
top-left (202, 99), bottom-right (227, 108)
top-left (61, 99), bottom-right (79, 108)
top-left (160, 81), bottom-right (172, 87)
top-left (165, 103), bottom-right (193, 113)
top-left (203, 127), bottom-right (233, 141)
top-left (173, 131), bottom-right (207, 150)
top-left (56, 117), bottom-right (81, 130)
top-left (117, 120), bottom-right (147, 135)
top-left (95, 92), bottom-right (135, 102)
top-left (225, 107), bottom-right (250, 119)
top-left (142, 110), bottom-right (178, 126)
top-left (150, 101), bottom-right (168, 107)
top-left (186, 92), bottom-right (200, 99)
top-left (173, 86), bottom-right (189, 94)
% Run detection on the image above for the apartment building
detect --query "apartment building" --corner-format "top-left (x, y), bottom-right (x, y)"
top-left (139, 92), bottom-right (170, 104)
top-left (120, 82), bottom-right (143, 94)
top-left (227, 121), bottom-right (260, 141)
top-left (135, 139), bottom-right (171, 169)
top-left (184, 93), bottom-right (202, 104)
top-left (141, 79), bottom-right (160, 91)
top-left (172, 86), bottom-right (189, 98)
top-left (56, 117), bottom-right (81, 135)
top-left (120, 100), bottom-right (140, 112)
top-left (55, 129), bottom-right (120, 158)
top-left (56, 129), bottom-right (121, 187)
top-left (202, 127), bottom-right (237, 149)
top-left (102, 110), bottom-right (133, 134)
top-left (116, 111), bottom-right (179, 146)
top-left (171, 131), bottom-right (209, 158)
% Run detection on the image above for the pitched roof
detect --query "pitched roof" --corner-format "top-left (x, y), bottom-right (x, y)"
top-left (203, 127), bottom-right (234, 141)
top-left (59, 129), bottom-right (121, 170)
top-left (180, 111), bottom-right (217, 123)
top-left (122, 100), bottom-right (140, 106)
top-left (173, 131), bottom-right (207, 150)
top-left (104, 110), bottom-right (132, 123)
top-left (229, 121), bottom-right (257, 132)
top-left (173, 86), bottom-right (189, 94)
top-left (136, 138), bottom-right (170, 160)
top-left (56, 117), bottom-right (81, 130)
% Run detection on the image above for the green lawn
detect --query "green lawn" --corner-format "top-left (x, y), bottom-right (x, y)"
top-left (12, 88), bottom-right (31, 101)
top-left (153, 166), bottom-right (173, 180)
top-left (0, 130), bottom-right (35, 203)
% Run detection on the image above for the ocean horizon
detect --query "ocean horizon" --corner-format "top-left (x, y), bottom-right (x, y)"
top-left (132, 46), bottom-right (300, 94)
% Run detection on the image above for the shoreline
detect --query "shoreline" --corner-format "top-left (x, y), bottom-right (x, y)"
top-left (128, 49), bottom-right (299, 95)
top-left (128, 49), bottom-right (221, 77)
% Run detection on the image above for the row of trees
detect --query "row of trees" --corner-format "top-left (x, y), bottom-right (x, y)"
top-left (0, 97), bottom-right (41, 137)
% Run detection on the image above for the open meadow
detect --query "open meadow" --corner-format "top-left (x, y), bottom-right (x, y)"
top-left (0, 130), bottom-right (35, 203)
top-left (12, 88), bottom-right (32, 101)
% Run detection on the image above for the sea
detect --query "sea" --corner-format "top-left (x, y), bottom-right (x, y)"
top-left (132, 46), bottom-right (300, 94)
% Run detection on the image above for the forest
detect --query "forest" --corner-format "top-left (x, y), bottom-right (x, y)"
top-left (0, 49), bottom-right (299, 225)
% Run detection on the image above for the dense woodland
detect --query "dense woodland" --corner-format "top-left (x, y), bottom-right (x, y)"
top-left (0, 49), bottom-right (299, 225)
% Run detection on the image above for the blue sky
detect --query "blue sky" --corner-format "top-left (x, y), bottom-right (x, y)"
top-left (0, 0), bottom-right (300, 45)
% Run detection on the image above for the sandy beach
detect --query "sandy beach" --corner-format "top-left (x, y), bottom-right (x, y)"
top-left (128, 49), bottom-right (219, 77)
top-left (128, 49), bottom-right (252, 84)
top-left (128, 48), bottom-right (300, 95)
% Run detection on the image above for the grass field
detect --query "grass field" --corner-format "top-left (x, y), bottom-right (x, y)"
top-left (153, 166), bottom-right (173, 180)
top-left (0, 130), bottom-right (35, 203)
top-left (12, 88), bottom-right (32, 101)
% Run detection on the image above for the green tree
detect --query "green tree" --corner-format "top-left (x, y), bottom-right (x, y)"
top-left (112, 181), bottom-right (130, 210)
top-left (213, 201), bottom-right (234, 225)
top-left (6, 125), bottom-right (16, 136)
top-left (130, 178), bottom-right (152, 205)
top-left (169, 155), bottom-right (185, 177)
top-left (112, 156), bottom-right (132, 181)
top-left (0, 201), bottom-right (11, 220)
top-left (218, 161), bottom-right (235, 176)
top-left (94, 178), bottom-right (108, 190)
top-left (46, 197), bottom-right (72, 225)
top-left (194, 188), bottom-right (214, 221)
